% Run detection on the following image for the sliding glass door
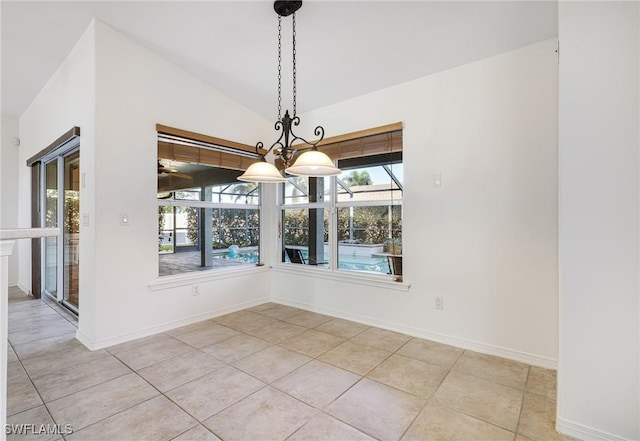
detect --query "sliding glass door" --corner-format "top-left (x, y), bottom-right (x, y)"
top-left (63, 152), bottom-right (80, 309)
top-left (42, 145), bottom-right (80, 313)
top-left (43, 160), bottom-right (58, 298)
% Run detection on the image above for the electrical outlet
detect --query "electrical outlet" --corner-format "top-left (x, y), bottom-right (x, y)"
top-left (435, 296), bottom-right (444, 310)
top-left (192, 285), bottom-right (200, 296)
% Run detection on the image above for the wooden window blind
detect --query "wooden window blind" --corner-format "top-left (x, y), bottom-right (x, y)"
top-left (275, 122), bottom-right (402, 169)
top-left (157, 124), bottom-right (265, 172)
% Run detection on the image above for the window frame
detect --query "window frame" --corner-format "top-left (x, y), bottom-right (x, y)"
top-left (277, 139), bottom-right (405, 285)
top-left (156, 127), bottom-right (264, 280)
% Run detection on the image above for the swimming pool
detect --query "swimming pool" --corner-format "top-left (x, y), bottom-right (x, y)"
top-left (213, 249), bottom-right (389, 274)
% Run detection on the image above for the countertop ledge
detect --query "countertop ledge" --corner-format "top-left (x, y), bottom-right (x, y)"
top-left (0, 228), bottom-right (59, 240)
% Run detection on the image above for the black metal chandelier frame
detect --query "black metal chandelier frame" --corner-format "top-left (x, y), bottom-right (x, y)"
top-left (255, 0), bottom-right (326, 169)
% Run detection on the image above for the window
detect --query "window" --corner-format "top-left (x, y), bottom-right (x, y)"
top-left (337, 154), bottom-right (403, 276)
top-left (279, 126), bottom-right (403, 279)
top-left (157, 126), bottom-right (262, 277)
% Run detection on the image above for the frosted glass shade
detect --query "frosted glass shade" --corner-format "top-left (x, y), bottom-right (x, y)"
top-left (237, 160), bottom-right (287, 183)
top-left (285, 150), bottom-right (341, 176)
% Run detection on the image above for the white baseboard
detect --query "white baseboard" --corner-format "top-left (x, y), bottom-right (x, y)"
top-left (75, 296), bottom-right (270, 351)
top-left (557, 416), bottom-right (632, 441)
top-left (272, 296), bottom-right (557, 369)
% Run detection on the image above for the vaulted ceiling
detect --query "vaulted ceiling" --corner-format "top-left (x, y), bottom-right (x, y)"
top-left (1, 1), bottom-right (557, 119)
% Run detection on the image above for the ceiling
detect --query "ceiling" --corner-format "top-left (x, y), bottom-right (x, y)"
top-left (1, 1), bottom-right (558, 119)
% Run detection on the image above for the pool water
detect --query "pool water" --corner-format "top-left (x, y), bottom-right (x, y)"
top-left (212, 250), bottom-right (259, 264)
top-left (213, 250), bottom-right (389, 274)
top-left (337, 254), bottom-right (388, 273)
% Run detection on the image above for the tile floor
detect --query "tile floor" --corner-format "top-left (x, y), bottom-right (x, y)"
top-left (6, 287), bottom-right (577, 441)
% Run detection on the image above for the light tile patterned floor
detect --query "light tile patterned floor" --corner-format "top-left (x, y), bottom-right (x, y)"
top-left (6, 287), bottom-right (577, 441)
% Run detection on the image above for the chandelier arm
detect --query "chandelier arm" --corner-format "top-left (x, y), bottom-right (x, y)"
top-left (255, 141), bottom-right (265, 157)
top-left (267, 124), bottom-right (287, 154)
top-left (270, 141), bottom-right (285, 153)
top-left (289, 124), bottom-right (326, 150)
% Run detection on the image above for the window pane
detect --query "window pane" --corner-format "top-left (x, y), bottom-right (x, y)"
top-left (282, 208), bottom-right (329, 267)
top-left (175, 189), bottom-right (201, 200)
top-left (333, 152), bottom-right (403, 276)
top-left (212, 208), bottom-right (260, 249)
top-left (336, 205), bottom-right (402, 275)
top-left (283, 176), bottom-right (331, 204)
top-left (175, 207), bottom-right (198, 247)
top-left (159, 205), bottom-right (259, 276)
top-left (207, 183), bottom-right (260, 205)
top-left (337, 164), bottom-right (403, 202)
top-left (158, 206), bottom-right (174, 254)
top-left (158, 142), bottom-right (262, 277)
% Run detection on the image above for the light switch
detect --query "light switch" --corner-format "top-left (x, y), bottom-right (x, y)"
top-left (83, 213), bottom-right (90, 227)
top-left (432, 173), bottom-right (442, 188)
top-left (120, 213), bottom-right (130, 226)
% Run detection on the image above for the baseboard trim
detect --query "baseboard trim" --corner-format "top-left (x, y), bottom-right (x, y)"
top-left (75, 296), bottom-right (270, 351)
top-left (272, 296), bottom-right (557, 369)
top-left (17, 283), bottom-right (30, 295)
top-left (557, 416), bottom-right (631, 441)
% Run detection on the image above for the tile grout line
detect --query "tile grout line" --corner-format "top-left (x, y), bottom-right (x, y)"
top-left (9, 299), bottom-right (557, 440)
top-left (395, 347), bottom-right (464, 441)
top-left (514, 365), bottom-right (533, 439)
top-left (199, 309), bottom-right (388, 440)
top-left (9, 337), bottom-right (70, 441)
top-left (39, 294), bottom-right (78, 328)
top-left (251, 304), bottom-right (468, 441)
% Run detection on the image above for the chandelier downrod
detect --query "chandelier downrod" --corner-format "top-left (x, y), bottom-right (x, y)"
top-left (238, 1), bottom-right (341, 183)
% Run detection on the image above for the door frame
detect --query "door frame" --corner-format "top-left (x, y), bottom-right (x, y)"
top-left (40, 139), bottom-right (80, 314)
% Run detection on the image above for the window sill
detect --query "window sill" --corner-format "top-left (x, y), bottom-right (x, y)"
top-left (272, 263), bottom-right (411, 292)
top-left (148, 264), bottom-right (269, 291)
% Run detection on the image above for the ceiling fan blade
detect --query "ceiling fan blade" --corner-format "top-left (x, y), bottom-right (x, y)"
top-left (171, 172), bottom-right (192, 180)
top-left (157, 160), bottom-right (178, 174)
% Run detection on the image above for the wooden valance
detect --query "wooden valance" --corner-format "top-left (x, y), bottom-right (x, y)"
top-left (156, 124), bottom-right (269, 172)
top-left (156, 124), bottom-right (266, 156)
top-left (158, 141), bottom-right (258, 171)
top-left (276, 122), bottom-right (403, 169)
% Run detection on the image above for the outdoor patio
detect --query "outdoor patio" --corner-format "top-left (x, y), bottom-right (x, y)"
top-left (159, 251), bottom-right (251, 276)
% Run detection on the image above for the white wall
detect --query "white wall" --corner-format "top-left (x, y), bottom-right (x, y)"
top-left (17, 20), bottom-right (274, 348)
top-left (558, 2), bottom-right (639, 440)
top-left (17, 21), bottom-right (97, 302)
top-left (86, 21), bottom-right (273, 347)
top-left (272, 39), bottom-right (560, 368)
top-left (1, 115), bottom-right (20, 286)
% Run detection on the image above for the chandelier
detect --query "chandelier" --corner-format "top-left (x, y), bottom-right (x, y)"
top-left (238, 1), bottom-right (341, 183)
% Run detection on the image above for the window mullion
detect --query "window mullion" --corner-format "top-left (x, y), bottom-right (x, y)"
top-left (330, 176), bottom-right (338, 271)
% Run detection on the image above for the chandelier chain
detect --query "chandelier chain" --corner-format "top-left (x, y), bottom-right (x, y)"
top-left (277, 15), bottom-right (282, 120)
top-left (292, 12), bottom-right (297, 117)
